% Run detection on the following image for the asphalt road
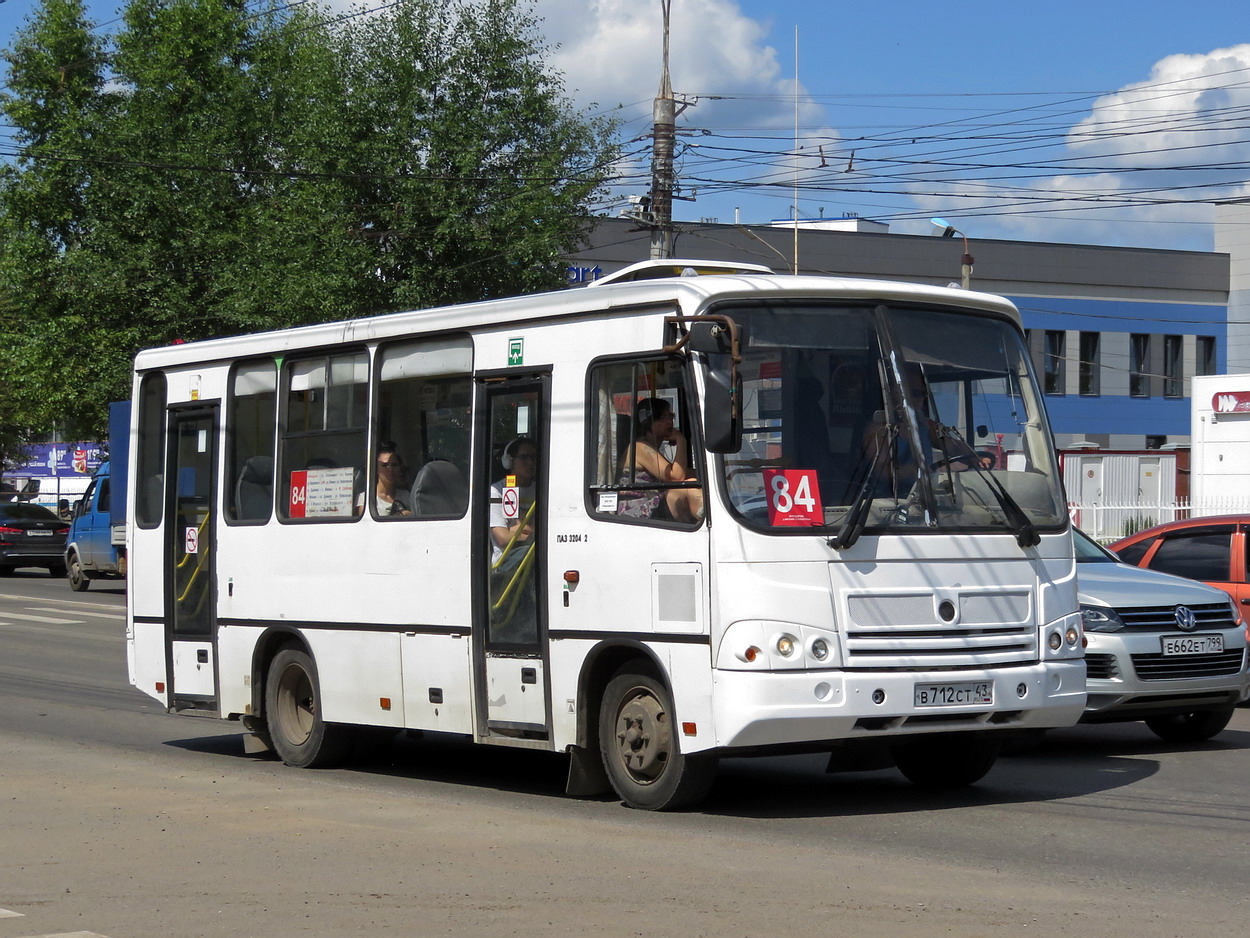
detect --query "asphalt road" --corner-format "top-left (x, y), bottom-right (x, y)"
top-left (2, 571), bottom-right (1249, 938)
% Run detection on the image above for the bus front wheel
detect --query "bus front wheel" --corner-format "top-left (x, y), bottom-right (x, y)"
top-left (598, 669), bottom-right (717, 811)
top-left (265, 647), bottom-right (349, 768)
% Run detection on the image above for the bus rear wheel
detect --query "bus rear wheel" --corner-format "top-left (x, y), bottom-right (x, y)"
top-left (265, 647), bottom-right (349, 768)
top-left (892, 733), bottom-right (1000, 788)
top-left (598, 669), bottom-right (717, 811)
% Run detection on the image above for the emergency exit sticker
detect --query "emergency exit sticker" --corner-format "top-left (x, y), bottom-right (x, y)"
top-left (762, 469), bottom-right (822, 526)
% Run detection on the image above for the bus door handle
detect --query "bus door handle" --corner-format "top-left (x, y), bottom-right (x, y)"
top-left (521, 668), bottom-right (537, 685)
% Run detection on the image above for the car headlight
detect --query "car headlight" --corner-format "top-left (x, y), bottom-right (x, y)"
top-left (1080, 604), bottom-right (1126, 633)
top-left (1229, 596), bottom-right (1244, 629)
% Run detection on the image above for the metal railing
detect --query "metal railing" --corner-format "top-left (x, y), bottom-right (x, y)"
top-left (1068, 496), bottom-right (1250, 544)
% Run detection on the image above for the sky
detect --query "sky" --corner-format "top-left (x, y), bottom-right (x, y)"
top-left (2, 0), bottom-right (1249, 251)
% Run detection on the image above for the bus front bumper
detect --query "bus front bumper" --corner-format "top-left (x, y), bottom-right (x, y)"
top-left (711, 661), bottom-right (1086, 749)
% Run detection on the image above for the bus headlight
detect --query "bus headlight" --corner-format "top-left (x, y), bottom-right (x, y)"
top-left (775, 634), bottom-right (797, 657)
top-left (810, 638), bottom-right (829, 661)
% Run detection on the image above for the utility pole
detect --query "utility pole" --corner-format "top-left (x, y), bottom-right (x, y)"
top-left (650, 0), bottom-right (675, 259)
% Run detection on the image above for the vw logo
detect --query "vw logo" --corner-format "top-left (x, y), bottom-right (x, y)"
top-left (1174, 606), bottom-right (1198, 631)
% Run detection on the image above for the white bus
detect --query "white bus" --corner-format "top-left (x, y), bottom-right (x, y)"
top-left (125, 263), bottom-right (1085, 810)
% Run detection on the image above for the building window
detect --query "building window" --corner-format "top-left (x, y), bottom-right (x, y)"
top-left (1163, 335), bottom-right (1182, 398)
top-left (1079, 332), bottom-right (1100, 396)
top-left (1197, 336), bottom-right (1217, 376)
top-left (1130, 333), bottom-right (1150, 398)
top-left (1043, 330), bottom-right (1064, 395)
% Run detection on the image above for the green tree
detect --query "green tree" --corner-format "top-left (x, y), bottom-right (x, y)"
top-left (0, 0), bottom-right (111, 439)
top-left (0, 0), bottom-right (617, 440)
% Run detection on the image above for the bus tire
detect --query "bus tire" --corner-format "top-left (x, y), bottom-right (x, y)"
top-left (892, 733), bottom-right (1000, 788)
top-left (1144, 707), bottom-right (1233, 743)
top-left (598, 669), bottom-right (717, 811)
top-left (265, 647), bottom-right (349, 768)
top-left (67, 552), bottom-right (90, 591)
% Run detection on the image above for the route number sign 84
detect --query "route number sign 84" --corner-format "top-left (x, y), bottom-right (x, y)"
top-left (762, 469), bottom-right (822, 526)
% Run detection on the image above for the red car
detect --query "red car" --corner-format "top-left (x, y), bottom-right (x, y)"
top-left (1110, 515), bottom-right (1250, 613)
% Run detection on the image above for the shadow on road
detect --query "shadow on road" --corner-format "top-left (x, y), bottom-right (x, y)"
top-left (156, 717), bottom-right (1250, 819)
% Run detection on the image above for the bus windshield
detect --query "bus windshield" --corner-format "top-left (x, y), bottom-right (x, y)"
top-left (718, 302), bottom-right (1065, 535)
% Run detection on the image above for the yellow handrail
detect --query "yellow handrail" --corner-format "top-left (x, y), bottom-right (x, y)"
top-left (490, 499), bottom-right (538, 625)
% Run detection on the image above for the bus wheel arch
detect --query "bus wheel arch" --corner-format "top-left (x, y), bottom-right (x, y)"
top-left (593, 654), bottom-right (718, 811)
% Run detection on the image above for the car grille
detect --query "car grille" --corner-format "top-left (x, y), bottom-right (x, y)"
top-left (1117, 602), bottom-right (1236, 632)
top-left (844, 591), bottom-right (1037, 670)
top-left (1085, 653), bottom-right (1119, 680)
top-left (1130, 648), bottom-right (1247, 681)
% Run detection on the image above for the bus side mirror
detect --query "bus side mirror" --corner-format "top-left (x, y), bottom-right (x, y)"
top-left (701, 363), bottom-right (742, 453)
top-left (669, 318), bottom-right (744, 453)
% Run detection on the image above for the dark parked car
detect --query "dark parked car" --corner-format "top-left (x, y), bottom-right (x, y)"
top-left (1109, 515), bottom-right (1250, 612)
top-left (0, 503), bottom-right (71, 576)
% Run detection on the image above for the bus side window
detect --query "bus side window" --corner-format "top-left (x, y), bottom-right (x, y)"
top-left (375, 337), bottom-right (473, 519)
top-left (135, 372), bottom-right (167, 528)
top-left (278, 351), bottom-right (368, 521)
top-left (588, 357), bottom-right (701, 526)
top-left (226, 358), bottom-right (277, 523)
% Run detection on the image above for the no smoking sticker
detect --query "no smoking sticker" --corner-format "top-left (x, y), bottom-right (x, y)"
top-left (502, 486), bottom-right (520, 520)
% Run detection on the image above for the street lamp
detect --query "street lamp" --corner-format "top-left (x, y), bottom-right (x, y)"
top-left (931, 217), bottom-right (974, 290)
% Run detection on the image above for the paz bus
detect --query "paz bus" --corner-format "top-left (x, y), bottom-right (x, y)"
top-left (125, 261), bottom-right (1085, 810)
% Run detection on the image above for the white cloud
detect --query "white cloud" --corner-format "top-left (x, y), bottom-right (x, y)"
top-left (1069, 43), bottom-right (1250, 166)
top-left (902, 45), bottom-right (1250, 249)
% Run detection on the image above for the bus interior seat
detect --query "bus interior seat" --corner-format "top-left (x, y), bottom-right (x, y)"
top-left (410, 459), bottom-right (468, 516)
top-left (235, 455), bottom-right (274, 520)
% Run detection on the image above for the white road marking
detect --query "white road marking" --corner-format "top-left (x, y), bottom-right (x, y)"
top-left (0, 906), bottom-right (23, 917)
top-left (25, 607), bottom-right (125, 621)
top-left (0, 593), bottom-right (125, 611)
top-left (16, 932), bottom-right (112, 938)
top-left (0, 612), bottom-right (84, 624)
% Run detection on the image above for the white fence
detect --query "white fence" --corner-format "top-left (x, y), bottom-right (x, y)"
top-left (1068, 496), bottom-right (1250, 544)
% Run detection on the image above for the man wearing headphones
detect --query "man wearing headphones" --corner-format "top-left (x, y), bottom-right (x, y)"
top-left (488, 436), bottom-right (538, 566)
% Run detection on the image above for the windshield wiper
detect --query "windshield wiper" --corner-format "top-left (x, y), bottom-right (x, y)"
top-left (932, 426), bottom-right (1040, 548)
top-left (829, 425), bottom-right (895, 550)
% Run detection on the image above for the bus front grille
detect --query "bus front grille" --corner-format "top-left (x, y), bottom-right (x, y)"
top-left (844, 591), bottom-right (1037, 670)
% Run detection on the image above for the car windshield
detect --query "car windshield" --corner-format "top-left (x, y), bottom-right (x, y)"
top-left (1074, 528), bottom-right (1117, 562)
top-left (716, 302), bottom-right (1066, 536)
top-left (0, 503), bottom-right (60, 521)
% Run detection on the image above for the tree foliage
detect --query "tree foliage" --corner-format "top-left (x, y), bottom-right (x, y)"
top-left (0, 0), bottom-right (617, 439)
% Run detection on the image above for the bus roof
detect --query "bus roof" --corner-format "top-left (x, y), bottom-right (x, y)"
top-left (132, 270), bottom-right (1022, 371)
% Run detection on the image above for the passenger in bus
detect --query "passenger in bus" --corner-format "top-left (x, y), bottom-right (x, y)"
top-left (489, 437), bottom-right (538, 565)
top-left (618, 398), bottom-right (704, 522)
top-left (371, 442), bottom-right (412, 517)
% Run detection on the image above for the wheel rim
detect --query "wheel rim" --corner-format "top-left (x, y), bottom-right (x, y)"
top-left (612, 686), bottom-right (673, 785)
top-left (69, 558), bottom-right (82, 586)
top-left (274, 662), bottom-right (315, 746)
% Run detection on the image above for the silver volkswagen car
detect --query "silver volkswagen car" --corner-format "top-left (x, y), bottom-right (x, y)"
top-left (1077, 528), bottom-right (1249, 741)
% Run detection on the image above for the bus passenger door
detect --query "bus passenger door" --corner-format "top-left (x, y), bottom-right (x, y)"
top-left (165, 406), bottom-right (219, 712)
top-left (473, 377), bottom-right (550, 742)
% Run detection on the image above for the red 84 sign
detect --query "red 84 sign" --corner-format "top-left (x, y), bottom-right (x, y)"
top-left (762, 469), bottom-right (822, 527)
